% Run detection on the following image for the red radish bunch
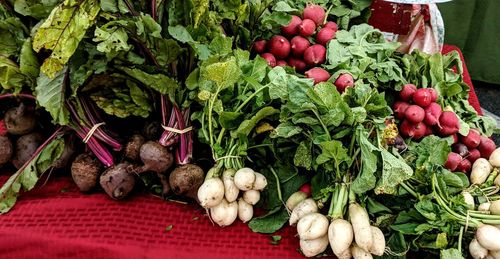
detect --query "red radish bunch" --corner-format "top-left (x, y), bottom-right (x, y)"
top-left (444, 130), bottom-right (497, 173)
top-left (252, 4), bottom-right (340, 86)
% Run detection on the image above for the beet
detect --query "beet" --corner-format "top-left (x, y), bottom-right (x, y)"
top-left (298, 19), bottom-right (316, 37)
top-left (282, 15), bottom-right (302, 36)
top-left (100, 162), bottom-right (136, 200)
top-left (334, 73), bottom-right (354, 93)
top-left (428, 88), bottom-right (438, 102)
top-left (412, 88), bottom-right (432, 108)
top-left (252, 40), bottom-right (267, 54)
top-left (12, 132), bottom-right (43, 169)
top-left (444, 152), bottom-right (462, 171)
top-left (457, 159), bottom-right (472, 173)
top-left (460, 129), bottom-right (481, 149)
top-left (124, 134), bottom-right (145, 161)
top-left (392, 101), bottom-right (410, 119)
top-left (169, 164), bottom-right (204, 198)
top-left (276, 60), bottom-right (288, 67)
top-left (290, 36), bottom-right (310, 57)
top-left (0, 136), bottom-right (13, 167)
top-left (423, 103), bottom-right (442, 126)
top-left (316, 27), bottom-right (335, 45)
top-left (305, 67), bottom-right (330, 84)
top-left (323, 21), bottom-right (338, 31)
top-left (303, 44), bottom-right (326, 66)
top-left (303, 4), bottom-right (326, 26)
top-left (478, 136), bottom-right (496, 158)
top-left (287, 57), bottom-right (307, 72)
top-left (52, 136), bottom-right (76, 169)
top-left (157, 172), bottom-right (171, 196)
top-left (139, 141), bottom-right (174, 174)
top-left (404, 105), bottom-right (425, 124)
top-left (71, 153), bottom-right (102, 192)
top-left (4, 103), bottom-right (36, 135)
top-left (261, 53), bottom-right (276, 67)
top-left (268, 35), bottom-right (291, 59)
top-left (467, 149), bottom-right (481, 164)
top-left (438, 111), bottom-right (460, 136)
top-left (452, 143), bottom-right (469, 158)
top-left (142, 121), bottom-right (163, 140)
top-left (399, 84), bottom-right (417, 102)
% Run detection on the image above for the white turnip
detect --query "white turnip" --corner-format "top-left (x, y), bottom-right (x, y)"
top-left (222, 169), bottom-right (239, 202)
top-left (489, 147), bottom-right (500, 167)
top-left (297, 212), bottom-right (329, 240)
top-left (286, 191), bottom-right (308, 211)
top-left (243, 190), bottom-right (260, 205)
top-left (476, 224), bottom-right (500, 251)
top-left (368, 226), bottom-right (385, 256)
top-left (470, 158), bottom-right (493, 185)
top-left (351, 244), bottom-right (373, 259)
top-left (489, 200), bottom-right (500, 215)
top-left (300, 235), bottom-right (329, 257)
top-left (290, 198), bottom-right (318, 225)
top-left (328, 219), bottom-right (354, 258)
top-left (469, 238), bottom-right (488, 259)
top-left (478, 202), bottom-right (491, 212)
top-left (349, 203), bottom-right (373, 251)
top-left (252, 172), bottom-right (267, 191)
top-left (210, 199), bottom-right (238, 227)
top-left (237, 198), bottom-right (253, 223)
top-left (462, 191), bottom-right (475, 209)
top-left (234, 167), bottom-right (255, 191)
top-left (197, 177), bottom-right (225, 208)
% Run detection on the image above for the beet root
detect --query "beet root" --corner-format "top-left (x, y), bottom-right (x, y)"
top-left (100, 162), bottom-right (136, 200)
top-left (4, 103), bottom-right (37, 135)
top-left (12, 132), bottom-right (44, 169)
top-left (169, 164), bottom-right (205, 198)
top-left (0, 136), bottom-right (13, 167)
top-left (124, 134), bottom-right (145, 161)
top-left (71, 153), bottom-right (102, 192)
top-left (139, 141), bottom-right (174, 174)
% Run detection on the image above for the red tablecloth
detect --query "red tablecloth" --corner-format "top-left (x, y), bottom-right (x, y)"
top-left (0, 45), bottom-right (482, 259)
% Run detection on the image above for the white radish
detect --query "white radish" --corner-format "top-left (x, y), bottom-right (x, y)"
top-left (349, 203), bottom-right (373, 252)
top-left (462, 191), bottom-right (475, 209)
top-left (489, 147), bottom-right (500, 167)
top-left (237, 198), bottom-right (253, 223)
top-left (495, 174), bottom-right (500, 187)
top-left (222, 169), bottom-right (239, 202)
top-left (197, 177), bottom-right (225, 208)
top-left (335, 249), bottom-right (352, 259)
top-left (243, 190), bottom-right (260, 205)
top-left (210, 199), bottom-right (238, 227)
top-left (328, 219), bottom-right (353, 258)
top-left (289, 198), bottom-right (318, 225)
top-left (476, 224), bottom-right (500, 251)
top-left (489, 200), bottom-right (500, 215)
top-left (234, 167), bottom-right (255, 191)
top-left (469, 238), bottom-right (488, 259)
top-left (300, 235), bottom-right (329, 257)
top-left (351, 244), bottom-right (373, 259)
top-left (478, 202), bottom-right (491, 212)
top-left (368, 226), bottom-right (385, 256)
top-left (470, 158), bottom-right (493, 185)
top-left (297, 213), bottom-right (329, 240)
top-left (286, 191), bottom-right (308, 211)
top-left (252, 172), bottom-right (268, 191)
top-left (489, 250), bottom-right (500, 259)
top-left (486, 254), bottom-right (495, 259)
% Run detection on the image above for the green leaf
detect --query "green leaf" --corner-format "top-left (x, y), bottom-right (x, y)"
top-left (375, 149), bottom-right (413, 195)
top-left (168, 25), bottom-right (194, 43)
top-left (14, 0), bottom-right (61, 19)
top-left (20, 38), bottom-right (40, 81)
top-left (35, 70), bottom-right (70, 125)
top-left (202, 58), bottom-right (241, 87)
top-left (93, 24), bottom-right (131, 53)
top-left (119, 67), bottom-right (178, 97)
top-left (316, 140), bottom-right (351, 171)
top-left (219, 111), bottom-right (244, 129)
top-left (248, 207), bottom-right (288, 234)
top-left (440, 248), bottom-right (464, 259)
top-left (0, 56), bottom-right (28, 91)
top-left (272, 123), bottom-right (302, 138)
top-left (232, 107), bottom-right (279, 138)
top-left (99, 0), bottom-right (128, 13)
top-left (0, 17), bottom-right (27, 57)
top-left (294, 141), bottom-right (312, 170)
top-left (351, 128), bottom-right (379, 194)
top-left (33, 0), bottom-right (101, 78)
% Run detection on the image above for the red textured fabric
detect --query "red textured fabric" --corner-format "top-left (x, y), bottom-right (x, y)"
top-left (0, 45), bottom-right (482, 259)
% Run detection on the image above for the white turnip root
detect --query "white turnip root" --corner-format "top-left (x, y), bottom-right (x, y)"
top-left (351, 244), bottom-right (373, 259)
top-left (237, 198), bottom-right (253, 223)
top-left (489, 147), bottom-right (500, 167)
top-left (210, 199), bottom-right (238, 227)
top-left (300, 235), bottom-right (329, 257)
top-left (297, 212), bottom-right (329, 240)
top-left (476, 224), bottom-right (500, 251)
top-left (286, 191), bottom-right (308, 211)
top-left (0, 136), bottom-right (13, 167)
top-left (12, 132), bottom-right (43, 169)
top-left (328, 219), bottom-right (354, 258)
top-left (71, 153), bottom-right (102, 192)
top-left (197, 177), bottom-right (225, 208)
top-left (222, 169), bottom-right (239, 202)
top-left (252, 172), bottom-right (268, 191)
top-left (139, 141), bottom-right (174, 174)
top-left (469, 238), bottom-right (488, 259)
top-left (349, 203), bottom-right (373, 252)
top-left (169, 164), bottom-right (204, 196)
top-left (4, 103), bottom-right (36, 135)
top-left (124, 134), bottom-right (145, 161)
top-left (495, 173), bottom-right (500, 188)
top-left (462, 191), bottom-right (475, 209)
top-left (489, 250), bottom-right (500, 259)
top-left (489, 200), bottom-right (500, 215)
top-left (243, 190), bottom-right (260, 205)
top-left (478, 202), bottom-right (491, 212)
top-left (100, 162), bottom-right (136, 200)
top-left (368, 226), bottom-right (385, 256)
top-left (234, 167), bottom-right (255, 191)
top-left (290, 198), bottom-right (318, 225)
top-left (471, 158), bottom-right (493, 185)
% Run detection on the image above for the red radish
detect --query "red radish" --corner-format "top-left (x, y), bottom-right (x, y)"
top-left (412, 122), bottom-right (427, 140)
top-left (467, 149), bottom-right (481, 164)
top-left (303, 4), bottom-right (326, 26)
top-left (428, 88), bottom-right (438, 102)
top-left (399, 84), bottom-right (417, 101)
top-left (299, 19), bottom-right (316, 37)
top-left (287, 57), bottom-right (307, 72)
top-left (438, 111), bottom-right (460, 136)
top-left (460, 129), bottom-right (481, 149)
top-left (261, 53), bottom-right (276, 67)
top-left (305, 68), bottom-right (330, 84)
top-left (324, 21), bottom-right (338, 31)
top-left (299, 183), bottom-right (312, 197)
top-left (404, 105), bottom-right (425, 124)
top-left (392, 101), bottom-right (410, 119)
top-left (276, 60), bottom-right (287, 67)
top-left (424, 125), bottom-right (434, 136)
top-left (423, 103), bottom-right (442, 126)
top-left (452, 143), bottom-right (469, 158)
top-left (290, 36), bottom-right (310, 57)
top-left (457, 159), bottom-right (472, 173)
top-left (445, 152), bottom-right (462, 171)
top-left (303, 44), bottom-right (326, 66)
top-left (252, 40), bottom-right (267, 54)
top-left (316, 27), bottom-right (336, 45)
top-left (334, 73), bottom-right (354, 93)
top-left (400, 120), bottom-right (426, 139)
top-left (413, 88), bottom-right (432, 107)
top-left (282, 15), bottom-right (302, 36)
top-left (268, 35), bottom-right (291, 59)
top-left (478, 136), bottom-right (496, 158)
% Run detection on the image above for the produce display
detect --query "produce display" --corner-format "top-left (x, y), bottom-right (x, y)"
top-left (0, 0), bottom-right (499, 258)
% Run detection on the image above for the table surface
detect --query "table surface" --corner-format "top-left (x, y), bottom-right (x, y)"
top-left (0, 45), bottom-right (481, 259)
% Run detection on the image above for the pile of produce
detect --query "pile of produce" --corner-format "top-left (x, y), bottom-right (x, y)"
top-left (0, 0), bottom-right (498, 258)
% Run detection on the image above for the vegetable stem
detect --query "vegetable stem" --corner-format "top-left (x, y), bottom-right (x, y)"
top-left (269, 166), bottom-right (284, 206)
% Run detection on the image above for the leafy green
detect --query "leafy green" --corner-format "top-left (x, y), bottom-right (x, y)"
top-left (119, 67), bottom-right (178, 97)
top-left (351, 127), bottom-right (379, 194)
top-left (35, 69), bottom-right (70, 125)
top-left (13, 0), bottom-right (62, 19)
top-left (248, 207), bottom-right (288, 234)
top-left (375, 149), bottom-right (413, 195)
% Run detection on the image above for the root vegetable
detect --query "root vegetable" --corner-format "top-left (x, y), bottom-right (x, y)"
top-left (349, 203), bottom-right (373, 251)
top-left (303, 44), bottom-right (326, 66)
top-left (461, 129), bottom-right (481, 149)
top-left (298, 19), bottom-right (316, 37)
top-left (478, 202), bottom-right (491, 212)
top-left (300, 235), bottom-right (329, 257)
top-left (100, 162), bottom-right (136, 200)
top-left (286, 191), bottom-right (308, 211)
top-left (400, 120), bottom-right (427, 140)
top-left (428, 88), bottom-right (438, 102)
top-left (476, 224), bottom-right (500, 251)
top-left (290, 36), bottom-right (310, 57)
top-left (287, 57), bottom-right (307, 72)
top-left (368, 226), bottom-right (385, 256)
top-left (438, 111), bottom-right (460, 136)
top-left (210, 199), bottom-right (238, 227)
top-left (252, 172), bottom-right (267, 191)
top-left (334, 73), bottom-right (354, 93)
top-left (479, 137), bottom-right (496, 159)
top-left (237, 198), bottom-right (253, 223)
top-left (470, 158), bottom-right (493, 185)
top-left (299, 183), bottom-right (312, 196)
top-left (124, 134), bottom-right (145, 161)
top-left (282, 15), bottom-right (302, 36)
top-left (399, 84), bottom-right (417, 102)
top-left (268, 35), bottom-right (291, 59)
top-left (303, 4), bottom-right (326, 26)
top-left (469, 238), bottom-right (488, 259)
top-left (290, 198), bottom-right (318, 225)
top-left (252, 40), bottom-right (267, 54)
top-left (328, 219), bottom-right (354, 258)
top-left (222, 169), bottom-right (239, 202)
top-left (316, 27), bottom-right (335, 45)
top-left (404, 105), bottom-right (425, 124)
top-left (324, 21), bottom-right (338, 31)
top-left (243, 190), bottom-right (260, 205)
top-left (496, 174), bottom-right (500, 187)
top-left (0, 136), bottom-right (13, 167)
top-left (468, 149), bottom-right (482, 164)
top-left (297, 213), bottom-right (329, 240)
top-left (490, 200), bottom-right (500, 215)
top-left (490, 251), bottom-right (500, 259)
top-left (4, 103), bottom-right (36, 135)
top-left (393, 101), bottom-right (410, 120)
top-left (261, 53), bottom-right (276, 67)
top-left (276, 60), bottom-right (287, 67)
top-left (457, 159), bottom-right (472, 173)
top-left (12, 132), bottom-right (43, 169)
top-left (169, 164), bottom-right (204, 196)
top-left (234, 167), bottom-right (255, 191)
top-left (445, 152), bottom-right (462, 171)
top-left (412, 88), bottom-right (432, 107)
top-left (197, 177), bottom-right (225, 208)
top-left (462, 191), bottom-right (475, 209)
top-left (351, 244), bottom-right (373, 259)
top-left (424, 103), bottom-right (442, 126)
top-left (453, 143), bottom-right (470, 158)
top-left (139, 141), bottom-right (173, 174)
top-left (71, 153), bottom-right (102, 192)
top-left (305, 67), bottom-right (330, 84)
top-left (489, 148), bottom-right (500, 167)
